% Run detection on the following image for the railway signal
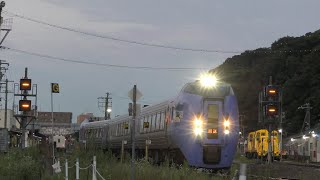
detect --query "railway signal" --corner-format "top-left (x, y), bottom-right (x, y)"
top-left (19, 100), bottom-right (31, 111)
top-left (258, 76), bottom-right (283, 164)
top-left (20, 79), bottom-right (31, 90)
top-left (13, 68), bottom-right (38, 149)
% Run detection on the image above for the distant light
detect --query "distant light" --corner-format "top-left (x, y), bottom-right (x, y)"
top-left (199, 73), bottom-right (218, 88)
top-left (107, 108), bottom-right (112, 113)
top-left (303, 135), bottom-right (309, 139)
top-left (312, 133), bottom-right (317, 137)
top-left (279, 129), bottom-right (282, 133)
top-left (239, 131), bottom-right (242, 135)
top-left (224, 129), bottom-right (230, 135)
top-left (291, 138), bottom-right (295, 142)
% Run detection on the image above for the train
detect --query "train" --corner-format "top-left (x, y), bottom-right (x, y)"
top-left (283, 130), bottom-right (320, 163)
top-left (80, 76), bottom-right (239, 169)
top-left (245, 129), bottom-right (280, 159)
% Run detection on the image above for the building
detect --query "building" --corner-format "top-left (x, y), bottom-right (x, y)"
top-left (36, 112), bottom-right (72, 127)
top-left (28, 112), bottom-right (73, 136)
top-left (0, 109), bottom-right (20, 130)
top-left (77, 113), bottom-right (93, 124)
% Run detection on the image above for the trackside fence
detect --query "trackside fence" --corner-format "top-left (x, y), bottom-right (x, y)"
top-left (52, 156), bottom-right (105, 180)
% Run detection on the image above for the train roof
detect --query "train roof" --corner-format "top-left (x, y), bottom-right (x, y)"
top-left (181, 81), bottom-right (234, 97)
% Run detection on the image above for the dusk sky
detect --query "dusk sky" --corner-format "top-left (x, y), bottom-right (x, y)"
top-left (1, 0), bottom-right (319, 122)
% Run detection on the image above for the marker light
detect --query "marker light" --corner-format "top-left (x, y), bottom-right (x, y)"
top-left (199, 73), bottom-right (218, 88)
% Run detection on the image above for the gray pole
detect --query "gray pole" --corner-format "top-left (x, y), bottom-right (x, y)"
top-left (105, 93), bottom-right (109, 120)
top-left (130, 85), bottom-right (136, 180)
top-left (4, 78), bottom-right (8, 128)
top-left (21, 68), bottom-right (28, 149)
top-left (51, 85), bottom-right (54, 164)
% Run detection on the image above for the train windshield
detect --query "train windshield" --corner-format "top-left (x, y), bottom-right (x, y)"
top-left (182, 82), bottom-right (234, 97)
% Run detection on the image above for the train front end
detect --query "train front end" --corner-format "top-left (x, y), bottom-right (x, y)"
top-left (174, 75), bottom-right (239, 169)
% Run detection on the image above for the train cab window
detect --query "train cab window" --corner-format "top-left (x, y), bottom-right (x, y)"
top-left (249, 134), bottom-right (253, 141)
top-left (261, 133), bottom-right (266, 137)
top-left (271, 132), bottom-right (278, 137)
top-left (256, 133), bottom-right (261, 141)
top-left (160, 112), bottom-right (165, 130)
top-left (208, 104), bottom-right (219, 124)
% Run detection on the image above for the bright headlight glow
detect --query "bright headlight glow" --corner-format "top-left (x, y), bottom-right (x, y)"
top-left (224, 129), bottom-right (230, 135)
top-left (194, 127), bottom-right (203, 136)
top-left (224, 120), bottom-right (230, 127)
top-left (194, 119), bottom-right (202, 127)
top-left (199, 73), bottom-right (218, 88)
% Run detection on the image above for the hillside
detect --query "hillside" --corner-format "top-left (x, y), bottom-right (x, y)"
top-left (210, 30), bottom-right (320, 135)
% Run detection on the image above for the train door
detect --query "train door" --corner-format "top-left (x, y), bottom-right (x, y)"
top-left (203, 100), bottom-right (223, 142)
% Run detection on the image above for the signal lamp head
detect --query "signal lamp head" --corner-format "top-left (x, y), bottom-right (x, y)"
top-left (20, 79), bottom-right (32, 90)
top-left (266, 104), bottom-right (277, 115)
top-left (19, 100), bottom-right (31, 111)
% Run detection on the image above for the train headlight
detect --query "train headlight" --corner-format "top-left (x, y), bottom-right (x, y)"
top-left (199, 73), bottom-right (218, 88)
top-left (224, 129), bottom-right (230, 135)
top-left (224, 120), bottom-right (230, 127)
top-left (193, 118), bottom-right (203, 136)
top-left (194, 127), bottom-right (203, 136)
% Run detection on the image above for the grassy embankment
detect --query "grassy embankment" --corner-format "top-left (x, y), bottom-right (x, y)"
top-left (0, 147), bottom-right (245, 180)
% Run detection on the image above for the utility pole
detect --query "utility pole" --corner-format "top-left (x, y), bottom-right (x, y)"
top-left (131, 85), bottom-right (137, 180)
top-left (0, 1), bottom-right (12, 46)
top-left (239, 115), bottom-right (246, 153)
top-left (98, 92), bottom-right (112, 120)
top-left (0, 60), bottom-right (9, 128)
top-left (298, 103), bottom-right (312, 133)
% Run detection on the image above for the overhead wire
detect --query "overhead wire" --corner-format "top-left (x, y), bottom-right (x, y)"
top-left (0, 46), bottom-right (208, 71)
top-left (3, 10), bottom-right (242, 54)
top-left (4, 11), bottom-right (320, 54)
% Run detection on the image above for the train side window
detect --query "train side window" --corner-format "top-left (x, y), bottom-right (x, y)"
top-left (148, 115), bottom-right (152, 133)
top-left (153, 114), bottom-right (157, 131)
top-left (149, 115), bottom-right (153, 132)
top-left (156, 113), bottom-right (160, 130)
top-left (160, 112), bottom-right (165, 130)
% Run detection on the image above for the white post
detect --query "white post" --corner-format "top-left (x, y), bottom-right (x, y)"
top-left (65, 159), bottom-right (68, 180)
top-left (92, 156), bottom-right (97, 180)
top-left (76, 158), bottom-right (79, 180)
top-left (239, 163), bottom-right (247, 180)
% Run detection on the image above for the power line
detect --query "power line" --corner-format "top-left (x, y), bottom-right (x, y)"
top-left (0, 46), bottom-right (207, 71)
top-left (4, 11), bottom-right (320, 55)
top-left (3, 11), bottom-right (241, 54)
